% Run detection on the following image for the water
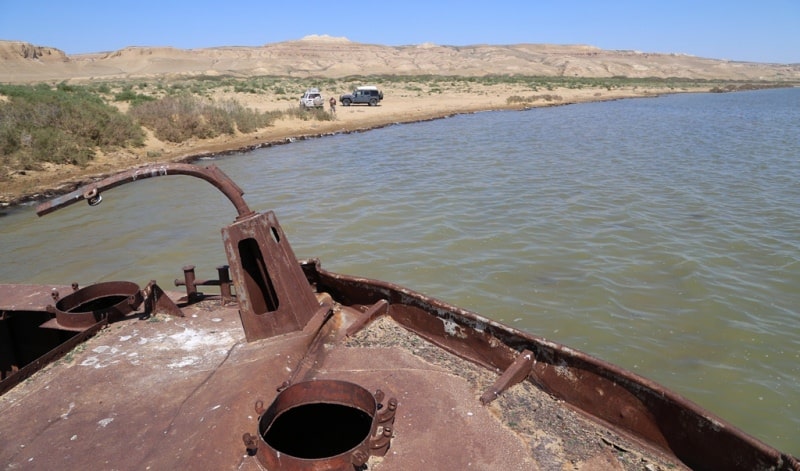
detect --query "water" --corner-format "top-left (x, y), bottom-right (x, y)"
top-left (2, 88), bottom-right (798, 454)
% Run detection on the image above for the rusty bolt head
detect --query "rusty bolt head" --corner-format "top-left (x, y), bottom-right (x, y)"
top-left (351, 449), bottom-right (369, 466)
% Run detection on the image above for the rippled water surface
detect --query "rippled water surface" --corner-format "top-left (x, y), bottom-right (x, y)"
top-left (2, 88), bottom-right (798, 454)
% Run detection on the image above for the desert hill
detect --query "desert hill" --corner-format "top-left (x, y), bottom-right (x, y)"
top-left (2, 36), bottom-right (799, 83)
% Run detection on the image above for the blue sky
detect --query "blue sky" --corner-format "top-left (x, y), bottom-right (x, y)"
top-left (1, 0), bottom-right (798, 64)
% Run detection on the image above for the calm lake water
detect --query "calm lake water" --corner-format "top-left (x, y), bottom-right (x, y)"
top-left (2, 88), bottom-right (798, 454)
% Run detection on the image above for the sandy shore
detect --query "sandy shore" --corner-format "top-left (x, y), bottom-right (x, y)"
top-left (0, 83), bottom-right (692, 208)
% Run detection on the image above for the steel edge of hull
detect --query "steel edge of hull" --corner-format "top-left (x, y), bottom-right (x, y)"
top-left (300, 258), bottom-right (800, 471)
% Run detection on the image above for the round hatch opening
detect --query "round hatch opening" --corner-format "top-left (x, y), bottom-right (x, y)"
top-left (264, 402), bottom-right (372, 459)
top-left (257, 380), bottom-right (378, 467)
top-left (53, 281), bottom-right (142, 329)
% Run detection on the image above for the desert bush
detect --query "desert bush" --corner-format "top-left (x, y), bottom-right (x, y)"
top-left (130, 95), bottom-right (222, 142)
top-left (506, 94), bottom-right (563, 104)
top-left (708, 82), bottom-right (783, 93)
top-left (233, 84), bottom-right (261, 94)
top-left (129, 95), bottom-right (275, 142)
top-left (282, 106), bottom-right (335, 122)
top-left (0, 83), bottom-right (144, 168)
top-left (216, 99), bottom-right (276, 133)
top-left (114, 88), bottom-right (156, 106)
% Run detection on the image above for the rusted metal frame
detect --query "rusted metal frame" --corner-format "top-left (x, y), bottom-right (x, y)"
top-left (303, 262), bottom-right (799, 471)
top-left (345, 299), bottom-right (389, 337)
top-left (141, 280), bottom-right (183, 317)
top-left (175, 265), bottom-right (233, 305)
top-left (527, 342), bottom-right (795, 471)
top-left (0, 319), bottom-right (106, 396)
top-left (250, 380), bottom-right (396, 470)
top-left (36, 163), bottom-right (254, 220)
top-left (174, 265), bottom-right (233, 304)
top-left (480, 349), bottom-right (534, 405)
top-left (376, 394), bottom-right (398, 427)
top-left (371, 393), bottom-right (398, 457)
top-left (391, 300), bottom-right (785, 469)
top-left (222, 211), bottom-right (325, 341)
top-left (0, 284), bottom-right (74, 312)
top-left (369, 426), bottom-right (394, 457)
top-left (784, 454), bottom-right (800, 470)
top-left (216, 265), bottom-right (233, 303)
top-left (46, 281), bottom-right (144, 331)
top-left (281, 304), bottom-right (335, 388)
top-left (175, 265), bottom-right (201, 302)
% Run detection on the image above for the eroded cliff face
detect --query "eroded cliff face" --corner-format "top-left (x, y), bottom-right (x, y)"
top-left (0, 41), bottom-right (67, 62)
top-left (1, 39), bottom-right (799, 83)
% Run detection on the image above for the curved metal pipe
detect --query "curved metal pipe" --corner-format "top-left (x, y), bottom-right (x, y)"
top-left (36, 163), bottom-right (254, 219)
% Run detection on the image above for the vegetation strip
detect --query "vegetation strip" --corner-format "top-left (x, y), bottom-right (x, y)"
top-left (1, 75), bottom-right (793, 207)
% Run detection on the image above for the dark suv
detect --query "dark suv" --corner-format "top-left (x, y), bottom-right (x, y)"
top-left (339, 86), bottom-right (383, 106)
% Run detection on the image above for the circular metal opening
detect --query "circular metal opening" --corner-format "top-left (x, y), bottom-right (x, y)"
top-left (257, 380), bottom-right (377, 467)
top-left (53, 281), bottom-right (142, 329)
top-left (63, 294), bottom-right (129, 313)
top-left (264, 402), bottom-right (372, 459)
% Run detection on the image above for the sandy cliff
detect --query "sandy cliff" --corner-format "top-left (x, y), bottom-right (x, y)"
top-left (2, 37), bottom-right (799, 83)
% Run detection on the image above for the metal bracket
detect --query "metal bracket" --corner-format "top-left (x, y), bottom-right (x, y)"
top-left (142, 280), bottom-right (183, 318)
top-left (346, 299), bottom-right (389, 337)
top-left (480, 349), bottom-right (534, 405)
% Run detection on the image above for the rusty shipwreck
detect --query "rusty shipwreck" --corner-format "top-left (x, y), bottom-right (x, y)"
top-left (1, 163), bottom-right (798, 470)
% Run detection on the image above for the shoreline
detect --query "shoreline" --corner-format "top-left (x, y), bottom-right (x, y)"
top-left (0, 85), bottom-right (684, 210)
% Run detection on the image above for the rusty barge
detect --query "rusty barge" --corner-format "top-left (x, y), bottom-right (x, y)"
top-left (1, 163), bottom-right (798, 470)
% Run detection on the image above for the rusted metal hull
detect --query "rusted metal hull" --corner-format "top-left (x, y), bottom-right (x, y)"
top-left (300, 260), bottom-right (800, 471)
top-left (2, 269), bottom-right (797, 470)
top-left (3, 163), bottom-right (797, 470)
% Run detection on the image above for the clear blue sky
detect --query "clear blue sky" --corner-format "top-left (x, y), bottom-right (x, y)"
top-left (1, 0), bottom-right (798, 64)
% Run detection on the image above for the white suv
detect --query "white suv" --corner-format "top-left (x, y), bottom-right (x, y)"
top-left (299, 88), bottom-right (324, 109)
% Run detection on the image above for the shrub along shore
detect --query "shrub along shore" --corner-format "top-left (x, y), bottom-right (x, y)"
top-left (1, 75), bottom-right (792, 208)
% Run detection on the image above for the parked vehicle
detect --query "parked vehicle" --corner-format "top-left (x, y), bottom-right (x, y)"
top-left (299, 88), bottom-right (324, 109)
top-left (340, 85), bottom-right (384, 106)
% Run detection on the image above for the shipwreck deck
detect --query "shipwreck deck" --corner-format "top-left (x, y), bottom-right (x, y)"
top-left (1, 291), bottom-right (685, 471)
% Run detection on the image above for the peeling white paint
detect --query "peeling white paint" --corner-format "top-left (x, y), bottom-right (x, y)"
top-left (61, 402), bottom-right (75, 420)
top-left (166, 327), bottom-right (234, 352)
top-left (79, 356), bottom-right (99, 367)
top-left (167, 356), bottom-right (199, 368)
top-left (442, 319), bottom-right (467, 338)
top-left (97, 418), bottom-right (114, 428)
top-left (554, 361), bottom-right (577, 382)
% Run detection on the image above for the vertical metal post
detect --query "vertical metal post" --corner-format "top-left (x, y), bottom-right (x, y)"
top-left (182, 265), bottom-right (198, 300)
top-left (217, 265), bottom-right (232, 304)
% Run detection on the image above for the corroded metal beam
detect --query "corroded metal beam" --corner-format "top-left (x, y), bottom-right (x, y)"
top-left (36, 163), bottom-right (254, 219)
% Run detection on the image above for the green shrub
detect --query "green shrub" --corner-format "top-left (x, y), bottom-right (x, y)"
top-left (0, 83), bottom-right (145, 168)
top-left (114, 89), bottom-right (156, 106)
top-left (506, 94), bottom-right (563, 105)
top-left (129, 95), bottom-right (274, 142)
top-left (282, 106), bottom-right (334, 122)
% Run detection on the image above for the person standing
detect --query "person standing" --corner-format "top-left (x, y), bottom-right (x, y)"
top-left (329, 97), bottom-right (336, 115)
